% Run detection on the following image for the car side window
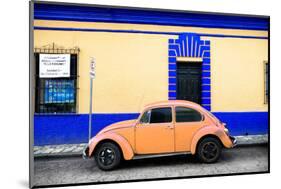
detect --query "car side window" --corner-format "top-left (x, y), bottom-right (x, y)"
top-left (175, 106), bottom-right (202, 122)
top-left (140, 110), bottom-right (151, 124)
top-left (150, 107), bottom-right (172, 123)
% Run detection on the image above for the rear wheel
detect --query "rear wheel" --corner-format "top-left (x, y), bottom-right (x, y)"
top-left (196, 137), bottom-right (222, 163)
top-left (94, 142), bottom-right (121, 171)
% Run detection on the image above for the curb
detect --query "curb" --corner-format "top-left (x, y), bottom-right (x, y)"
top-left (33, 134), bottom-right (268, 158)
top-left (34, 143), bottom-right (87, 158)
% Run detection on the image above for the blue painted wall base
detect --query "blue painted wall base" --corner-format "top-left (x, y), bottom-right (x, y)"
top-left (34, 112), bottom-right (268, 146)
top-left (34, 113), bottom-right (139, 146)
top-left (213, 112), bottom-right (268, 136)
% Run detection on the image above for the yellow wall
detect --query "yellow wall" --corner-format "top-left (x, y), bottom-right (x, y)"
top-left (34, 20), bottom-right (268, 113)
top-left (208, 37), bottom-right (268, 112)
top-left (34, 30), bottom-right (170, 113)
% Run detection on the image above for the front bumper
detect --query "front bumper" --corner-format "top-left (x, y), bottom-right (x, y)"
top-left (229, 136), bottom-right (237, 147)
top-left (82, 146), bottom-right (90, 159)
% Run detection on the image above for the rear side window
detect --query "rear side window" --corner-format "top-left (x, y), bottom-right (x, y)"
top-left (175, 107), bottom-right (202, 122)
top-left (150, 107), bottom-right (172, 123)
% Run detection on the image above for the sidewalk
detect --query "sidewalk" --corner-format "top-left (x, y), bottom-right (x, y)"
top-left (33, 134), bottom-right (268, 157)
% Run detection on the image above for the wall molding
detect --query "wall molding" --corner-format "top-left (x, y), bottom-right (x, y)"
top-left (34, 26), bottom-right (268, 40)
top-left (168, 33), bottom-right (211, 110)
top-left (34, 2), bottom-right (269, 31)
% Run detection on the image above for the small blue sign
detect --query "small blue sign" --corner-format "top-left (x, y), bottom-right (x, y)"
top-left (44, 80), bottom-right (75, 103)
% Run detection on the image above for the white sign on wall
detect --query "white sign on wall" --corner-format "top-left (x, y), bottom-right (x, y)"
top-left (39, 54), bottom-right (71, 78)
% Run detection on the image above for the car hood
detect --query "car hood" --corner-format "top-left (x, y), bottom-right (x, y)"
top-left (97, 119), bottom-right (137, 135)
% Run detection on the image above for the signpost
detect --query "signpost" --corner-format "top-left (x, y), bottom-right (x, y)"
top-left (89, 57), bottom-right (95, 141)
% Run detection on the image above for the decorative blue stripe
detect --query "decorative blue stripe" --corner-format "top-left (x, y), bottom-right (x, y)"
top-left (169, 71), bottom-right (176, 77)
top-left (34, 113), bottom-right (139, 145)
top-left (202, 65), bottom-right (211, 71)
top-left (200, 45), bottom-right (211, 53)
top-left (169, 64), bottom-right (176, 70)
top-left (168, 97), bottom-right (177, 100)
top-left (201, 85), bottom-right (211, 90)
top-left (34, 111), bottom-right (268, 145)
top-left (168, 50), bottom-right (177, 57)
top-left (167, 33), bottom-right (213, 104)
top-left (168, 39), bottom-right (175, 43)
top-left (168, 91), bottom-right (177, 97)
top-left (34, 26), bottom-right (179, 35)
top-left (169, 45), bottom-right (180, 56)
top-left (201, 33), bottom-right (268, 39)
top-left (202, 91), bottom-right (211, 97)
top-left (213, 112), bottom-right (269, 136)
top-left (169, 77), bottom-right (177, 83)
top-left (203, 58), bottom-right (211, 64)
top-left (205, 41), bottom-right (211, 45)
top-left (34, 26), bottom-right (269, 40)
top-left (203, 105), bottom-right (211, 111)
top-left (34, 3), bottom-right (269, 31)
top-left (202, 63), bottom-right (210, 66)
top-left (202, 78), bottom-right (211, 83)
top-left (201, 98), bottom-right (211, 104)
top-left (202, 72), bottom-right (211, 77)
top-left (169, 85), bottom-right (177, 91)
top-left (168, 57), bottom-right (177, 63)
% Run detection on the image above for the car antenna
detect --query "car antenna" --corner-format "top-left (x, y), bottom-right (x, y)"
top-left (138, 92), bottom-right (145, 113)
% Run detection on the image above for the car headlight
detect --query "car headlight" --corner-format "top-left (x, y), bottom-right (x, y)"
top-left (224, 128), bottom-right (229, 135)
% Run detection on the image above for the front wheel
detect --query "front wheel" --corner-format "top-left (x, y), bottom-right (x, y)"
top-left (196, 137), bottom-right (222, 163)
top-left (94, 142), bottom-right (121, 171)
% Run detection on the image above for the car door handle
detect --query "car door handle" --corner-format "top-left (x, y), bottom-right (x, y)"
top-left (166, 125), bottom-right (174, 129)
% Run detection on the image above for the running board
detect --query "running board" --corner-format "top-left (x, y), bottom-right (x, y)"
top-left (133, 151), bottom-right (191, 160)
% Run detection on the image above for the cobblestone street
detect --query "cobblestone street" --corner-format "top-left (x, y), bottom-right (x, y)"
top-left (34, 145), bottom-right (268, 187)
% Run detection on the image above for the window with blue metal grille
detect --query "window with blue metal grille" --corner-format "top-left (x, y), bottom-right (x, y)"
top-left (34, 53), bottom-right (78, 113)
top-left (265, 61), bottom-right (268, 104)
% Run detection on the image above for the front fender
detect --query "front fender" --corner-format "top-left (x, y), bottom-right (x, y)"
top-left (88, 132), bottom-right (134, 160)
top-left (190, 126), bottom-right (233, 154)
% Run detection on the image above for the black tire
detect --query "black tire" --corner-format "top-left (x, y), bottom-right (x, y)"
top-left (94, 142), bottom-right (121, 171)
top-left (196, 137), bottom-right (222, 163)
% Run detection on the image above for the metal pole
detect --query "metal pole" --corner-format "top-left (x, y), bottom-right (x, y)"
top-left (88, 77), bottom-right (93, 141)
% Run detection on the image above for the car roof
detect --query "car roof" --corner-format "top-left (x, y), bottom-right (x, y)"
top-left (143, 100), bottom-right (202, 110)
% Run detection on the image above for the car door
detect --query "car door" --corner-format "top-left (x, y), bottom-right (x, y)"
top-left (135, 107), bottom-right (175, 154)
top-left (174, 106), bottom-right (204, 152)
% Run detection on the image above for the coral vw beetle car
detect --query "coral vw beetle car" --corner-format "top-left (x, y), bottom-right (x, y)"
top-left (83, 100), bottom-right (236, 170)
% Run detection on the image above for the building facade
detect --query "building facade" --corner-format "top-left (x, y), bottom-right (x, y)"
top-left (33, 3), bottom-right (269, 146)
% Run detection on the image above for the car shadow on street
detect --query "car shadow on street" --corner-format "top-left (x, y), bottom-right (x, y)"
top-left (116, 148), bottom-right (237, 171)
top-left (119, 154), bottom-right (199, 170)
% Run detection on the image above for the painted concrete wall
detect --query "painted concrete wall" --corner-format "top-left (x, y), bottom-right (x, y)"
top-left (34, 30), bottom-right (169, 113)
top-left (209, 37), bottom-right (268, 112)
top-left (33, 20), bottom-right (268, 145)
top-left (34, 20), bottom-right (268, 113)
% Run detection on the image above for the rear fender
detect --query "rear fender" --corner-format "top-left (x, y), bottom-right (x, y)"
top-left (88, 132), bottom-right (134, 160)
top-left (190, 126), bottom-right (232, 154)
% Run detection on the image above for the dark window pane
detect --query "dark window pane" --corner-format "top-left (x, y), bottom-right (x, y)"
top-left (150, 108), bottom-right (172, 123)
top-left (176, 107), bottom-right (202, 122)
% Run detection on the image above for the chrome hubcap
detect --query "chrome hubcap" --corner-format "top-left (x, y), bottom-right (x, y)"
top-left (202, 142), bottom-right (218, 160)
top-left (98, 147), bottom-right (115, 166)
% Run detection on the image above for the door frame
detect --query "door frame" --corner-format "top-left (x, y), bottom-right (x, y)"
top-left (168, 33), bottom-right (211, 111)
